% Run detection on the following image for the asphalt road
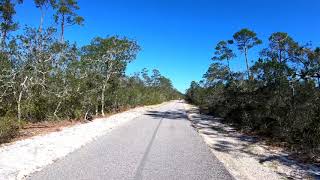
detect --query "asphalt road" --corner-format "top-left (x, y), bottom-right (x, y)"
top-left (29, 101), bottom-right (234, 180)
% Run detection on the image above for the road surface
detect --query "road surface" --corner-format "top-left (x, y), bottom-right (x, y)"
top-left (28, 101), bottom-right (234, 180)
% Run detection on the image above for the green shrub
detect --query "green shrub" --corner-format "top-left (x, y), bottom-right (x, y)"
top-left (0, 117), bottom-right (19, 144)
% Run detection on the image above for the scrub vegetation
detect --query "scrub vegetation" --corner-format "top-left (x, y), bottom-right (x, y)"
top-left (0, 0), bottom-right (181, 143)
top-left (186, 28), bottom-right (320, 159)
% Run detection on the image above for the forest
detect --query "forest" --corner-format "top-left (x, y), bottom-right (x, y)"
top-left (186, 28), bottom-right (320, 157)
top-left (0, 0), bottom-right (181, 143)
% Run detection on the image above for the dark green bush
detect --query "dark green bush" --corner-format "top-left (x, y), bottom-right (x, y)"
top-left (186, 30), bottom-right (320, 153)
top-left (0, 117), bottom-right (19, 144)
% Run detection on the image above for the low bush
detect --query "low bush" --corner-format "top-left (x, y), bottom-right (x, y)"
top-left (186, 29), bottom-right (320, 156)
top-left (0, 117), bottom-right (19, 144)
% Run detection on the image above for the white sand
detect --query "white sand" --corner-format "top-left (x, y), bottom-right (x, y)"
top-left (0, 104), bottom-right (163, 180)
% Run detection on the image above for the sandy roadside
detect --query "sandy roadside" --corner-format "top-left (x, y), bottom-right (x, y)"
top-left (184, 103), bottom-right (319, 180)
top-left (0, 102), bottom-right (169, 180)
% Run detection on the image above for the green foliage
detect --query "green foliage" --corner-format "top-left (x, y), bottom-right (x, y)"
top-left (53, 0), bottom-right (83, 41)
top-left (186, 30), bottom-right (320, 153)
top-left (212, 40), bottom-right (235, 70)
top-left (0, 29), bottom-right (181, 124)
top-left (0, 116), bottom-right (19, 143)
top-left (233, 28), bottom-right (262, 79)
top-left (233, 28), bottom-right (262, 50)
top-left (53, 0), bottom-right (83, 26)
top-left (0, 1), bottom-right (181, 144)
top-left (0, 0), bottom-right (22, 47)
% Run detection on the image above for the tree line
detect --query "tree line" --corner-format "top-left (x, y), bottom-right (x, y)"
top-left (0, 0), bottom-right (181, 143)
top-left (186, 28), bottom-right (320, 156)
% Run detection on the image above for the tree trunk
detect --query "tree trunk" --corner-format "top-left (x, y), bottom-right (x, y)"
top-left (1, 30), bottom-right (7, 49)
top-left (227, 58), bottom-right (232, 79)
top-left (17, 76), bottom-right (28, 128)
top-left (60, 14), bottom-right (65, 42)
top-left (95, 104), bottom-right (98, 116)
top-left (39, 8), bottom-right (45, 33)
top-left (101, 84), bottom-right (106, 116)
top-left (244, 47), bottom-right (251, 80)
top-left (115, 93), bottom-right (118, 111)
top-left (17, 90), bottom-right (23, 126)
top-left (85, 111), bottom-right (89, 121)
top-left (53, 101), bottom-right (62, 119)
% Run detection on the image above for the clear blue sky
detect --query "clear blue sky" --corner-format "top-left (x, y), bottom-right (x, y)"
top-left (16, 0), bottom-right (320, 92)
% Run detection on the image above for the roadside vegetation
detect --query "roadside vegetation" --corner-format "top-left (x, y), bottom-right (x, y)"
top-left (186, 28), bottom-right (320, 160)
top-left (0, 0), bottom-right (181, 143)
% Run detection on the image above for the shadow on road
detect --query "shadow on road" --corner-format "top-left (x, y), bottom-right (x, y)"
top-left (145, 109), bottom-right (187, 120)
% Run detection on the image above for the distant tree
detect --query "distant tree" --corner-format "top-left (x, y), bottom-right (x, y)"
top-left (151, 69), bottom-right (161, 87)
top-left (141, 68), bottom-right (151, 86)
top-left (203, 63), bottom-right (229, 86)
top-left (233, 28), bottom-right (262, 79)
top-left (261, 32), bottom-right (298, 63)
top-left (187, 29), bottom-right (320, 154)
top-left (291, 44), bottom-right (320, 83)
top-left (309, 47), bottom-right (320, 87)
top-left (0, 0), bottom-right (22, 47)
top-left (185, 81), bottom-right (204, 105)
top-left (53, 0), bottom-right (83, 42)
top-left (212, 40), bottom-right (236, 71)
top-left (34, 0), bottom-right (56, 32)
top-left (81, 36), bottom-right (140, 116)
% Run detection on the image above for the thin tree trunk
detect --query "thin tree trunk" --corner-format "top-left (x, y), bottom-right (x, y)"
top-left (53, 101), bottom-right (62, 119)
top-left (101, 84), bottom-right (106, 116)
top-left (36, 8), bottom-right (45, 54)
top-left (85, 111), bottom-right (89, 121)
top-left (95, 104), bottom-right (98, 116)
top-left (115, 94), bottom-right (118, 111)
top-left (3, 30), bottom-right (7, 44)
top-left (17, 90), bottom-right (23, 126)
top-left (38, 8), bottom-right (45, 33)
top-left (60, 14), bottom-right (65, 42)
top-left (1, 30), bottom-right (7, 49)
top-left (227, 58), bottom-right (232, 77)
top-left (244, 47), bottom-right (251, 80)
top-left (17, 76), bottom-right (28, 127)
top-left (101, 70), bottom-right (112, 116)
